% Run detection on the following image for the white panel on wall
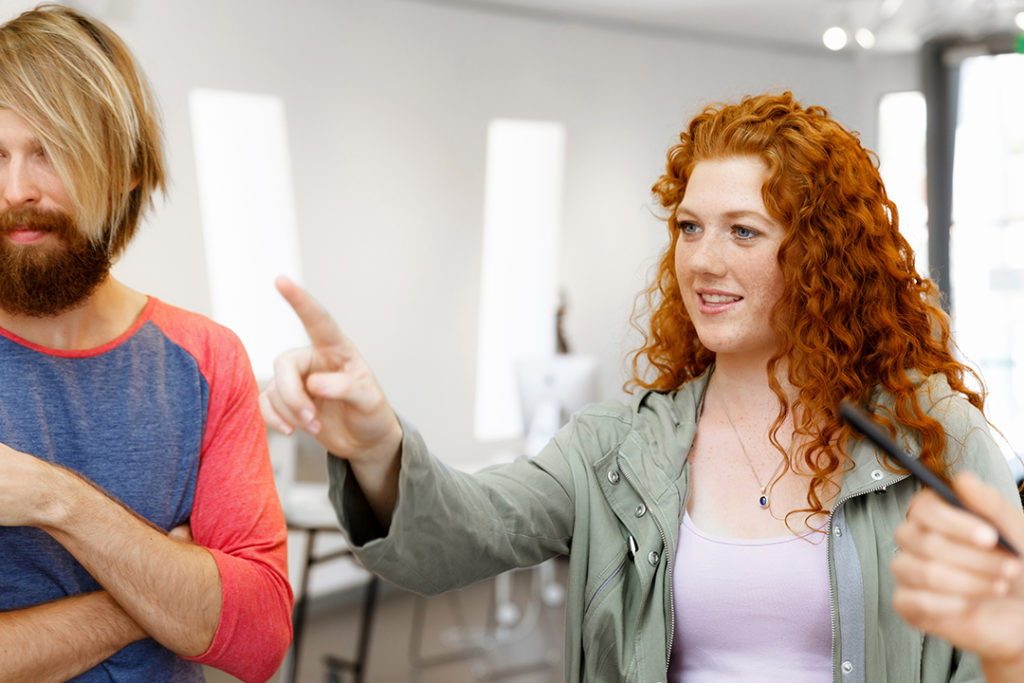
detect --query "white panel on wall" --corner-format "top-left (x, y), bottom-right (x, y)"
top-left (189, 88), bottom-right (306, 382)
top-left (474, 119), bottom-right (566, 441)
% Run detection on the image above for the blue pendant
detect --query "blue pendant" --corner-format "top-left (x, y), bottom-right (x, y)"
top-left (759, 495), bottom-right (768, 509)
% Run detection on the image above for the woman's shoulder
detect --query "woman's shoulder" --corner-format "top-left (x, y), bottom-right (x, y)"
top-left (877, 372), bottom-right (1002, 464)
top-left (573, 376), bottom-right (703, 429)
top-left (911, 372), bottom-right (986, 430)
top-left (872, 372), bottom-right (983, 424)
top-left (556, 378), bottom-right (703, 463)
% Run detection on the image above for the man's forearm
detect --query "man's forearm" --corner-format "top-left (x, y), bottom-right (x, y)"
top-left (0, 591), bottom-right (145, 683)
top-left (40, 469), bottom-right (222, 657)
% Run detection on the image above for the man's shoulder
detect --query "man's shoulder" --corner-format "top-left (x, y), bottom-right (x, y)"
top-left (143, 298), bottom-right (251, 381)
top-left (145, 298), bottom-right (244, 351)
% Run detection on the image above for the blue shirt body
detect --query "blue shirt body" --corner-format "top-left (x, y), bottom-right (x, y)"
top-left (0, 320), bottom-right (208, 682)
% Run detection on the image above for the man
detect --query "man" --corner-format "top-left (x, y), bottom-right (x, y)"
top-left (0, 5), bottom-right (292, 682)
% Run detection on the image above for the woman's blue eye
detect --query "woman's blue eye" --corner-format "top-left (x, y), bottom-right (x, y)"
top-left (677, 221), bottom-right (700, 234)
top-left (734, 226), bottom-right (757, 239)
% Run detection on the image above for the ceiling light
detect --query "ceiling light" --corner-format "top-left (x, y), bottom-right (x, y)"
top-left (855, 28), bottom-right (876, 49)
top-left (1015, 10), bottom-right (1024, 31)
top-left (823, 26), bottom-right (849, 51)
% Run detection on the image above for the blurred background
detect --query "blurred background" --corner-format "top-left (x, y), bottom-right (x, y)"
top-left (3, 0), bottom-right (1020, 680)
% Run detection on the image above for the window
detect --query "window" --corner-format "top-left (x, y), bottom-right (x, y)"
top-left (474, 119), bottom-right (566, 441)
top-left (878, 91), bottom-right (929, 276)
top-left (188, 89), bottom-right (306, 382)
top-left (950, 54), bottom-right (1024, 462)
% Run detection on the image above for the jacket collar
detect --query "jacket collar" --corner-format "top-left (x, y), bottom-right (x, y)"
top-left (641, 366), bottom-right (934, 499)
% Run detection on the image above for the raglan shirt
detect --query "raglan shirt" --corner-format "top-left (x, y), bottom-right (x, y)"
top-left (0, 297), bottom-right (292, 682)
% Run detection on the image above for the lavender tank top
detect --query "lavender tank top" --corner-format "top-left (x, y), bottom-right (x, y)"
top-left (668, 512), bottom-right (832, 682)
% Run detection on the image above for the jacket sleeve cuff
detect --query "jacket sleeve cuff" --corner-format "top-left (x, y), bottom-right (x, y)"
top-left (326, 415), bottom-right (424, 548)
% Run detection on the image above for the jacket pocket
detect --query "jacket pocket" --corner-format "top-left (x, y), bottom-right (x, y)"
top-left (582, 547), bottom-right (645, 680)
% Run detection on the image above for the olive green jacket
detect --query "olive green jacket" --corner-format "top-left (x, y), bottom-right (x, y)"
top-left (328, 371), bottom-right (1018, 682)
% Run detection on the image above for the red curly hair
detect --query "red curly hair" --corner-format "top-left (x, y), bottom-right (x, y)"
top-left (630, 91), bottom-right (983, 515)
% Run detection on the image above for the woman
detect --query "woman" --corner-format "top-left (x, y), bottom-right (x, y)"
top-left (261, 91), bottom-right (1017, 681)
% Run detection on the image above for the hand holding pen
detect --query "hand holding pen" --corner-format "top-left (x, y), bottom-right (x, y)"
top-left (840, 403), bottom-right (1024, 681)
top-left (840, 401), bottom-right (1018, 555)
top-left (892, 471), bottom-right (1024, 682)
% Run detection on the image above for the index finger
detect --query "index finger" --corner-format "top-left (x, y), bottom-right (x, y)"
top-left (275, 275), bottom-right (344, 348)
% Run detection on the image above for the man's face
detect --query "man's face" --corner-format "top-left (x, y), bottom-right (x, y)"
top-left (0, 108), bottom-right (110, 317)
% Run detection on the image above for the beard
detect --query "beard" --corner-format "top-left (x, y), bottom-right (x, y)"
top-left (0, 209), bottom-right (112, 318)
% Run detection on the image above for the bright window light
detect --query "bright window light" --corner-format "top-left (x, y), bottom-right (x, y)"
top-left (880, 0), bottom-right (903, 18)
top-left (474, 119), bottom-right (566, 441)
top-left (189, 89), bottom-right (306, 381)
top-left (877, 90), bottom-right (928, 277)
top-left (950, 54), bottom-right (1024, 471)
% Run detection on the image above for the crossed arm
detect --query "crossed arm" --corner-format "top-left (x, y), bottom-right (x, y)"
top-left (0, 590), bottom-right (144, 683)
top-left (0, 449), bottom-right (221, 681)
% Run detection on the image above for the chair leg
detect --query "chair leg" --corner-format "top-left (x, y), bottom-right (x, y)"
top-left (286, 528), bottom-right (319, 683)
top-left (322, 574), bottom-right (381, 683)
top-left (351, 576), bottom-right (379, 683)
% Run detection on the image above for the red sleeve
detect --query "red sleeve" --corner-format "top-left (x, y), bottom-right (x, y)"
top-left (151, 301), bottom-right (293, 682)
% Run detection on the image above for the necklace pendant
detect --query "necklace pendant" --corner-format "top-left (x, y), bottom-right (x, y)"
top-left (759, 494), bottom-right (769, 509)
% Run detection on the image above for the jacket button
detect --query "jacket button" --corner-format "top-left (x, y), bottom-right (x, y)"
top-left (607, 470), bottom-right (620, 484)
top-left (647, 551), bottom-right (660, 566)
top-left (635, 503), bottom-right (647, 517)
top-left (832, 526), bottom-right (842, 538)
top-left (870, 469), bottom-right (884, 480)
top-left (841, 660), bottom-right (853, 674)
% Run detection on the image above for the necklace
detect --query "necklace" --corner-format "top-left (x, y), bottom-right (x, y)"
top-left (717, 395), bottom-right (788, 510)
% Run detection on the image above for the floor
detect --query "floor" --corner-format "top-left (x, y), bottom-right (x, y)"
top-left (204, 560), bottom-right (568, 683)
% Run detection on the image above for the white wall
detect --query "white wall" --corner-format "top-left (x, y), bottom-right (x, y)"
top-left (10, 0), bottom-right (918, 467)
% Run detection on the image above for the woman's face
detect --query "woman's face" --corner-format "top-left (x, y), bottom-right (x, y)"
top-left (673, 155), bottom-right (786, 361)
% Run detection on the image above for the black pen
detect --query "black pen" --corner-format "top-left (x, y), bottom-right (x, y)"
top-left (839, 401), bottom-right (1019, 556)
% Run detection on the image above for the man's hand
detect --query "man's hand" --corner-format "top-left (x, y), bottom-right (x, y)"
top-left (0, 441), bottom-right (77, 528)
top-left (259, 276), bottom-right (402, 524)
top-left (892, 472), bottom-right (1024, 681)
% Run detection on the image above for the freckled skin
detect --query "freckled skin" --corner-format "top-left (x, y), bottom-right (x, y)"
top-left (673, 156), bottom-right (786, 363)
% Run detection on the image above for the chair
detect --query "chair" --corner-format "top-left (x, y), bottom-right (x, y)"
top-left (271, 425), bottom-right (379, 683)
top-left (407, 561), bottom-right (564, 681)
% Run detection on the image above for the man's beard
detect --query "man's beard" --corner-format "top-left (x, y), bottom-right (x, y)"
top-left (0, 209), bottom-right (112, 318)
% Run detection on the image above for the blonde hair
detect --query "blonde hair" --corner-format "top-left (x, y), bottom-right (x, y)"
top-left (0, 3), bottom-right (165, 256)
